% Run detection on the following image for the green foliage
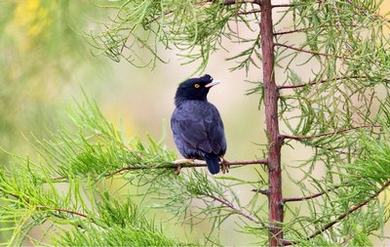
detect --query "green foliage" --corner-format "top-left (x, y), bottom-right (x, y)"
top-left (56, 193), bottom-right (184, 246)
top-left (1, 0), bottom-right (390, 246)
top-left (91, 0), bottom-right (258, 72)
top-left (0, 0), bottom-right (107, 164)
top-left (0, 96), bottom-right (388, 246)
top-left (0, 99), bottom-right (191, 246)
top-left (284, 131), bottom-right (390, 245)
top-left (32, 97), bottom-right (176, 181)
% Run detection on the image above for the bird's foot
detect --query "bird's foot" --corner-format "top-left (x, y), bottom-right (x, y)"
top-left (172, 159), bottom-right (195, 175)
top-left (220, 157), bottom-right (230, 174)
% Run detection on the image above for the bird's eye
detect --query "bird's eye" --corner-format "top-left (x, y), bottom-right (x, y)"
top-left (194, 83), bottom-right (200, 88)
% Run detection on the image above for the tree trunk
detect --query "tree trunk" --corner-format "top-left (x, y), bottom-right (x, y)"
top-left (259, 1), bottom-right (284, 246)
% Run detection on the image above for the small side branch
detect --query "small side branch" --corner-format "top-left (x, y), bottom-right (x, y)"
top-left (274, 43), bottom-right (343, 59)
top-left (252, 188), bottom-right (269, 195)
top-left (283, 184), bottom-right (344, 203)
top-left (282, 125), bottom-right (380, 142)
top-left (273, 27), bottom-right (309, 36)
top-left (107, 159), bottom-right (268, 177)
top-left (207, 194), bottom-right (264, 225)
top-left (208, 0), bottom-right (260, 5)
top-left (283, 180), bottom-right (390, 245)
top-left (239, 9), bottom-right (261, 15)
top-left (1, 189), bottom-right (92, 221)
top-left (272, 4), bottom-right (294, 8)
top-left (37, 206), bottom-right (89, 219)
top-left (50, 159), bottom-right (268, 181)
top-left (273, 23), bottom-right (358, 36)
top-left (278, 76), bottom-right (368, 90)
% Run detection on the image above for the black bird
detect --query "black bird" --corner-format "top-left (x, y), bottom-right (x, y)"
top-left (171, 74), bottom-right (227, 175)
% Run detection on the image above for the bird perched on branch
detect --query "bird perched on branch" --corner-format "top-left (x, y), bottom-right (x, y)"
top-left (171, 74), bottom-right (227, 175)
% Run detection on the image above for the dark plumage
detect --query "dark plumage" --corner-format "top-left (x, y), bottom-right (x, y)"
top-left (171, 74), bottom-right (227, 175)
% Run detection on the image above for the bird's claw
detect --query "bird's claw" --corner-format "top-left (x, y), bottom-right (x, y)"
top-left (175, 165), bottom-right (181, 175)
top-left (173, 159), bottom-right (195, 175)
top-left (220, 157), bottom-right (230, 174)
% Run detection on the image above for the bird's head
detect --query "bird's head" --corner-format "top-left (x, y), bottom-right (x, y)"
top-left (175, 74), bottom-right (220, 105)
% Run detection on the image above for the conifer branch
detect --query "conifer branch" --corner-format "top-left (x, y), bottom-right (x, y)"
top-left (37, 206), bottom-right (89, 219)
top-left (207, 0), bottom-right (260, 5)
top-left (282, 180), bottom-right (390, 245)
top-left (106, 159), bottom-right (268, 177)
top-left (223, 0), bottom-right (259, 5)
top-left (1, 188), bottom-right (91, 221)
top-left (207, 194), bottom-right (264, 225)
top-left (272, 4), bottom-right (294, 8)
top-left (239, 9), bottom-right (261, 15)
top-left (274, 43), bottom-right (343, 59)
top-left (282, 125), bottom-right (381, 141)
top-left (252, 188), bottom-right (269, 195)
top-left (49, 159), bottom-right (268, 181)
top-left (283, 184), bottom-right (345, 203)
top-left (277, 76), bottom-right (368, 90)
top-left (273, 27), bottom-right (309, 36)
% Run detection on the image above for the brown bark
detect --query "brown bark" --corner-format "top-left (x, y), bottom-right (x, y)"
top-left (260, 0), bottom-right (284, 246)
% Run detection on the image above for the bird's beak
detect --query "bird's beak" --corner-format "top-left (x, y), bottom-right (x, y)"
top-left (205, 80), bottom-right (221, 88)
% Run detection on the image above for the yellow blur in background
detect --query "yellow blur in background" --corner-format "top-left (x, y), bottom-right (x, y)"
top-left (14, 0), bottom-right (50, 38)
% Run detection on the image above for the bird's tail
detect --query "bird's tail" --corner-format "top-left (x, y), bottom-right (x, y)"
top-left (205, 153), bottom-right (220, 175)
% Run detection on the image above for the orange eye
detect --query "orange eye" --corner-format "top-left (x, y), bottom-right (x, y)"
top-left (194, 83), bottom-right (200, 88)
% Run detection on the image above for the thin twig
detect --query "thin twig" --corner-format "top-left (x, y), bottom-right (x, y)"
top-left (275, 43), bottom-right (343, 59)
top-left (37, 206), bottom-right (89, 219)
top-left (50, 159), bottom-right (268, 181)
top-left (252, 188), bottom-right (269, 195)
top-left (206, 0), bottom-right (260, 5)
top-left (278, 76), bottom-right (368, 90)
top-left (282, 180), bottom-right (390, 245)
top-left (283, 184), bottom-right (345, 203)
top-left (273, 23), bottom-right (359, 36)
top-left (273, 27), bottom-right (309, 36)
top-left (282, 125), bottom-right (381, 141)
top-left (107, 159), bottom-right (268, 177)
top-left (222, 0), bottom-right (260, 5)
top-left (2, 189), bottom-right (90, 220)
top-left (207, 194), bottom-right (264, 225)
top-left (272, 4), bottom-right (294, 8)
top-left (239, 9), bottom-right (261, 15)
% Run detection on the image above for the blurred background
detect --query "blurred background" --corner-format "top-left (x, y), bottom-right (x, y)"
top-left (0, 0), bottom-right (389, 245)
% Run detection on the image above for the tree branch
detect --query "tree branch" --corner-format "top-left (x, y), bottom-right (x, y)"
top-left (50, 159), bottom-right (268, 181)
top-left (239, 9), bottom-right (261, 15)
top-left (274, 43), bottom-right (343, 59)
top-left (283, 184), bottom-right (344, 203)
top-left (37, 206), bottom-right (89, 219)
top-left (207, 0), bottom-right (260, 5)
top-left (207, 194), bottom-right (264, 225)
top-left (1, 188), bottom-right (91, 221)
top-left (272, 4), bottom-right (294, 8)
top-left (273, 27), bottom-right (309, 36)
top-left (277, 76), bottom-right (368, 90)
top-left (106, 159), bottom-right (268, 177)
top-left (282, 180), bottom-right (390, 245)
top-left (147, 0), bottom-right (260, 26)
top-left (252, 188), bottom-right (269, 195)
top-left (282, 125), bottom-right (381, 142)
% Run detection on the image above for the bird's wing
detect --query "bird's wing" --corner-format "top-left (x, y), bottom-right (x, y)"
top-left (203, 108), bottom-right (226, 155)
top-left (171, 118), bottom-right (213, 154)
top-left (171, 102), bottom-right (226, 155)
